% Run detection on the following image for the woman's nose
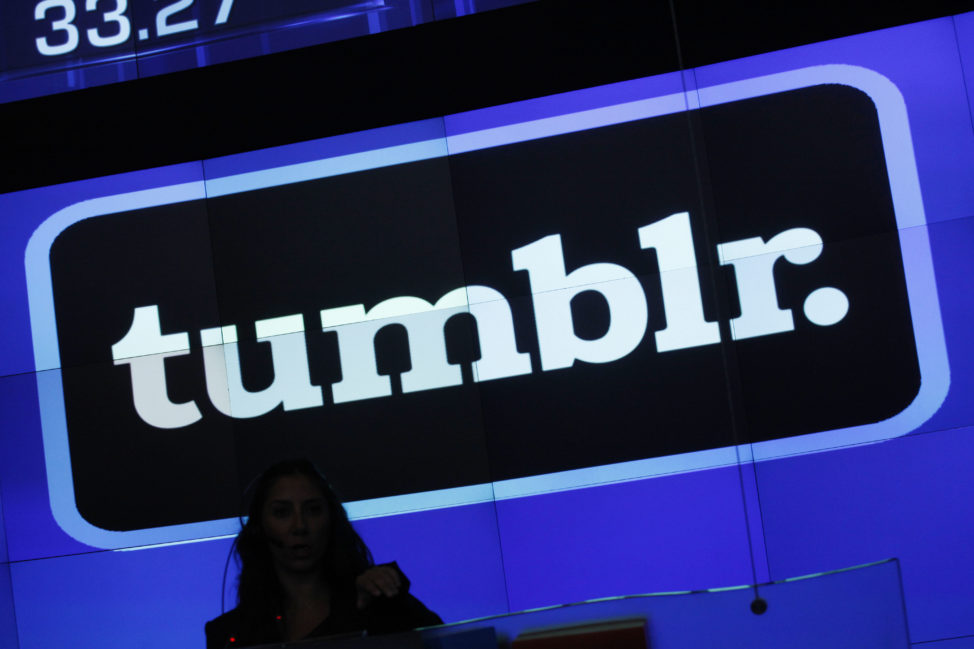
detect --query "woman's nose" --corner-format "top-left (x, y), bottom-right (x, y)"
top-left (291, 513), bottom-right (308, 534)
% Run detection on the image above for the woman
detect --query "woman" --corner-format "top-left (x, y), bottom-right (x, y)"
top-left (205, 459), bottom-right (442, 648)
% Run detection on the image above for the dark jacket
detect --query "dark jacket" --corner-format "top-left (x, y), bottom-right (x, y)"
top-left (205, 568), bottom-right (442, 649)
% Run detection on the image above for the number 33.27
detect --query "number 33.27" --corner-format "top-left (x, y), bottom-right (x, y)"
top-left (33, 0), bottom-right (233, 56)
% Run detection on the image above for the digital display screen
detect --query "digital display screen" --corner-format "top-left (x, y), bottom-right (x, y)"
top-left (32, 78), bottom-right (934, 541)
top-left (1, 5), bottom-right (973, 649)
top-left (0, 0), bottom-right (534, 103)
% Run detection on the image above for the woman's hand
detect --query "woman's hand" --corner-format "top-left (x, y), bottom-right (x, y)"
top-left (356, 564), bottom-right (403, 609)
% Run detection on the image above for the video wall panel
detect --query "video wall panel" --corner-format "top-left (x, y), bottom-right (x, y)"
top-left (960, 12), bottom-right (974, 127)
top-left (8, 539), bottom-right (232, 649)
top-left (685, 15), bottom-right (974, 643)
top-left (752, 420), bottom-right (974, 642)
top-left (0, 567), bottom-right (17, 649)
top-left (0, 463), bottom-right (18, 649)
top-left (0, 7), bottom-right (973, 649)
top-left (492, 465), bottom-right (757, 611)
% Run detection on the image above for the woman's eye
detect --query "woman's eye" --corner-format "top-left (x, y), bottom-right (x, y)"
top-left (271, 506), bottom-right (289, 518)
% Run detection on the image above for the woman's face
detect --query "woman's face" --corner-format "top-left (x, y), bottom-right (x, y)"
top-left (260, 474), bottom-right (331, 575)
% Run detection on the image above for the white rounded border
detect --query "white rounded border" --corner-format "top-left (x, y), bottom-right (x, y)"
top-left (24, 65), bottom-right (948, 549)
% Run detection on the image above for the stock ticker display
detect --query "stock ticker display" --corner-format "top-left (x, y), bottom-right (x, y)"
top-left (0, 0), bottom-right (534, 102)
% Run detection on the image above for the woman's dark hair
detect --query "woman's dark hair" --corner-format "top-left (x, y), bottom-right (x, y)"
top-left (233, 459), bottom-right (373, 637)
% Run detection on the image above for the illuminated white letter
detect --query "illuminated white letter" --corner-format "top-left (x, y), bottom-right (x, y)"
top-left (512, 234), bottom-right (648, 371)
top-left (320, 285), bottom-right (530, 404)
top-left (718, 227), bottom-right (835, 340)
top-left (200, 314), bottom-right (323, 418)
top-left (637, 212), bottom-right (720, 352)
top-left (111, 305), bottom-right (201, 429)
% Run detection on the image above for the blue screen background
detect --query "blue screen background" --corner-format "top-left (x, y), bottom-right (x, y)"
top-left (1, 12), bottom-right (973, 649)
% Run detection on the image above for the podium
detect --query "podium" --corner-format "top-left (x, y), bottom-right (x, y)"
top-left (285, 559), bottom-right (910, 649)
